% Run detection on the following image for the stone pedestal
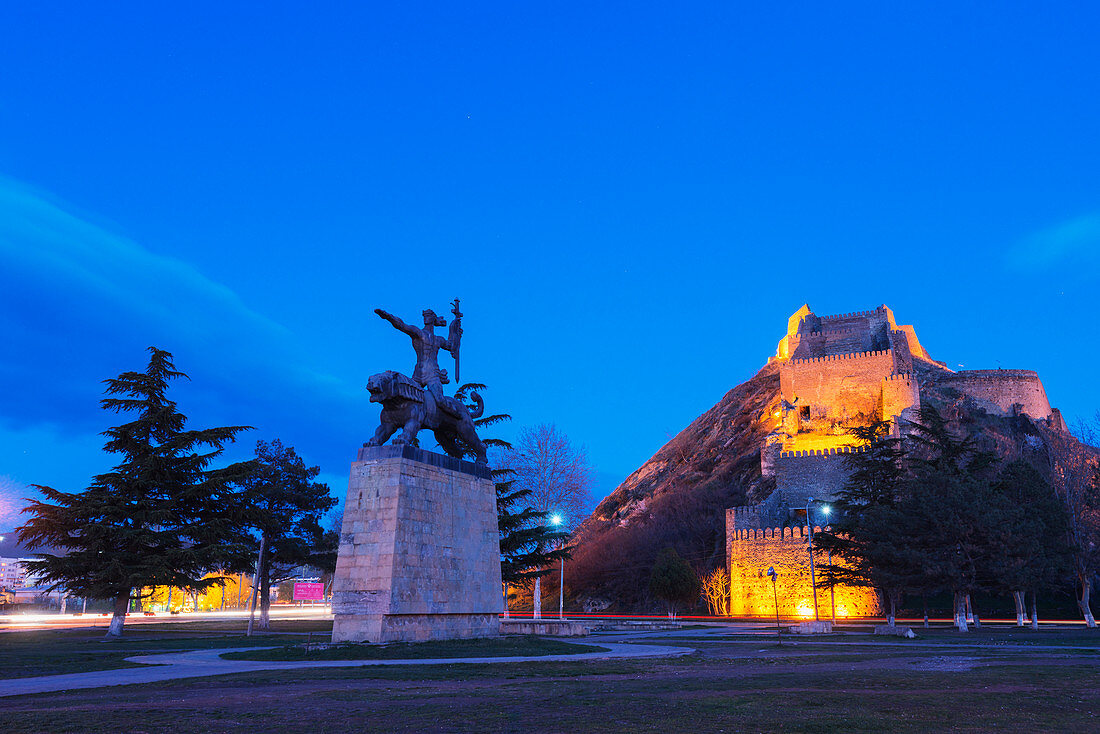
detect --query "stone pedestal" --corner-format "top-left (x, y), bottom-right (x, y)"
top-left (331, 445), bottom-right (503, 643)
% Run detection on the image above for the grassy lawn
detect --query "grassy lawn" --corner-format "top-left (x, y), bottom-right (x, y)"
top-left (222, 635), bottom-right (606, 661)
top-left (661, 625), bottom-right (1100, 647)
top-left (5, 626), bottom-right (1100, 732)
top-left (0, 620), bottom-right (333, 679)
top-left (6, 655), bottom-right (1099, 732)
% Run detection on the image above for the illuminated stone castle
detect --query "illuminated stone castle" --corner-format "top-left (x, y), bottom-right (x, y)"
top-left (725, 304), bottom-right (1065, 618)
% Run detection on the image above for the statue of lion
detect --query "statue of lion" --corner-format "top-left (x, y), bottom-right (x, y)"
top-left (363, 370), bottom-right (488, 465)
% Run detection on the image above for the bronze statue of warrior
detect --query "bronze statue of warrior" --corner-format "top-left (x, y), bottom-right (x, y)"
top-left (373, 304), bottom-right (462, 417)
top-left (367, 301), bottom-right (487, 464)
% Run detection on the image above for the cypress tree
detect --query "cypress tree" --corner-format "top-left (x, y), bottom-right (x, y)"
top-left (18, 348), bottom-right (254, 638)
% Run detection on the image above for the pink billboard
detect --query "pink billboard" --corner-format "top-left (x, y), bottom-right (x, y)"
top-left (293, 582), bottom-right (325, 601)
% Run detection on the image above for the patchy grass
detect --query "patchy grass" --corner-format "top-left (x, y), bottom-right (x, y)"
top-left (7, 654), bottom-right (1100, 733)
top-left (0, 621), bottom-right (331, 679)
top-left (222, 636), bottom-right (607, 661)
top-left (833, 627), bottom-right (1100, 648)
top-left (105, 619), bottom-right (334, 634)
top-left (6, 625), bottom-right (1100, 732)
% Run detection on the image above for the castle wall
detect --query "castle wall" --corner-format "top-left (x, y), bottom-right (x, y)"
top-left (823, 327), bottom-right (872, 355)
top-left (894, 323), bottom-right (931, 361)
top-left (779, 350), bottom-right (896, 422)
top-left (788, 328), bottom-right (877, 360)
top-left (937, 370), bottom-right (1052, 420)
top-left (880, 373), bottom-right (920, 421)
top-left (774, 447), bottom-right (860, 508)
top-left (728, 504), bottom-right (767, 532)
top-left (725, 519), bottom-right (880, 618)
top-left (818, 306), bottom-right (890, 328)
top-left (888, 329), bottom-right (914, 374)
top-left (776, 305), bottom-right (819, 360)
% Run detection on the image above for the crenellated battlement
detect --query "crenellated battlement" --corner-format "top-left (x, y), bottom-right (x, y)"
top-left (728, 504), bottom-right (763, 520)
top-left (883, 373), bottom-right (912, 382)
top-left (805, 326), bottom-right (860, 338)
top-left (778, 445), bottom-right (867, 458)
top-left (819, 306), bottom-right (887, 322)
top-left (730, 525), bottom-right (826, 541)
top-left (788, 349), bottom-right (892, 365)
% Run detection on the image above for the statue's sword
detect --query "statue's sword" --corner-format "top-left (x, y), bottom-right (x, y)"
top-left (451, 298), bottom-right (463, 384)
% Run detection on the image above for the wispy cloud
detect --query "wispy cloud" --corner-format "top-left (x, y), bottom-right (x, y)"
top-left (0, 176), bottom-right (369, 502)
top-left (1008, 213), bottom-right (1100, 270)
top-left (0, 475), bottom-right (29, 530)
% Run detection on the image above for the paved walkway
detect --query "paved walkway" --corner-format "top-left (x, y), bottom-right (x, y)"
top-left (0, 642), bottom-right (695, 698)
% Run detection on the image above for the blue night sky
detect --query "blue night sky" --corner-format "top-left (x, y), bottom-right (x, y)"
top-left (2, 3), bottom-right (1099, 530)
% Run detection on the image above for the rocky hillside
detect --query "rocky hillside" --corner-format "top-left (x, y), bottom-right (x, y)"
top-left (567, 362), bottom-right (782, 610)
top-left (568, 358), bottom-right (1098, 611)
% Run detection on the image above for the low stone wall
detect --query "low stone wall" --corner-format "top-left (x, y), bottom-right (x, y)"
top-left (501, 620), bottom-right (589, 636)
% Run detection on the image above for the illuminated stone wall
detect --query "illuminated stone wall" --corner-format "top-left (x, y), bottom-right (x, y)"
top-left (880, 373), bottom-right (920, 422)
top-left (934, 369), bottom-right (1052, 420)
top-left (774, 448), bottom-right (860, 510)
top-left (725, 517), bottom-right (880, 619)
top-left (780, 350), bottom-right (896, 422)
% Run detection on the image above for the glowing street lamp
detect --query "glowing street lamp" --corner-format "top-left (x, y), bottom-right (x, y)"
top-left (550, 514), bottom-right (565, 620)
top-left (766, 567), bottom-right (782, 645)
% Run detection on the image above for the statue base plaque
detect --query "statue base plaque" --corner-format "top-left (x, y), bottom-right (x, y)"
top-left (331, 445), bottom-right (502, 643)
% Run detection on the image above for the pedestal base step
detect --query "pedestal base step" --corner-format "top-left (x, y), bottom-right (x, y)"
top-left (332, 613), bottom-right (501, 644)
top-left (500, 619), bottom-right (589, 636)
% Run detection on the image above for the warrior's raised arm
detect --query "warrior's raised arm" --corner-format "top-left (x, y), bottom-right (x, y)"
top-left (374, 308), bottom-right (418, 338)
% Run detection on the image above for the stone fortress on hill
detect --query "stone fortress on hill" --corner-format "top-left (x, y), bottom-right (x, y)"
top-left (725, 304), bottom-right (1068, 618)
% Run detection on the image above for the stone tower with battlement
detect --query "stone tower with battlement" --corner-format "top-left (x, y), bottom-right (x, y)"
top-left (726, 304), bottom-right (1066, 619)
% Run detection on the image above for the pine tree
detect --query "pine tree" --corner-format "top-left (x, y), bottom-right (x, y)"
top-left (815, 420), bottom-right (916, 625)
top-left (18, 348), bottom-right (254, 638)
top-left (242, 439), bottom-right (336, 630)
top-left (495, 471), bottom-right (569, 585)
top-left (904, 405), bottom-right (1001, 631)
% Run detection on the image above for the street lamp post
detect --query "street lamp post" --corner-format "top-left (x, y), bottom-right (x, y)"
top-left (766, 567), bottom-right (782, 646)
top-left (822, 505), bottom-right (835, 624)
top-left (551, 514), bottom-right (565, 621)
top-left (806, 497), bottom-right (819, 622)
